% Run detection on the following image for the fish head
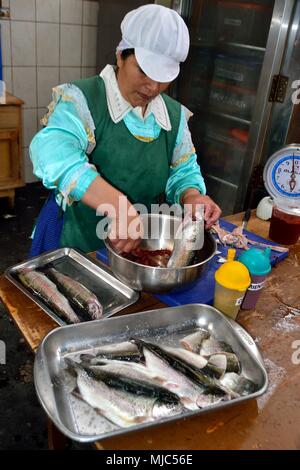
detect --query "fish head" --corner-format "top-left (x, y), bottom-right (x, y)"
top-left (152, 400), bottom-right (184, 419)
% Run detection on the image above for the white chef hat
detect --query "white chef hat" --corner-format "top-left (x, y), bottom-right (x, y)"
top-left (117, 4), bottom-right (190, 83)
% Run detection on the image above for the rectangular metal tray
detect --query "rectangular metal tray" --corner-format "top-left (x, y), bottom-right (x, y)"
top-left (34, 304), bottom-right (268, 443)
top-left (5, 248), bottom-right (140, 326)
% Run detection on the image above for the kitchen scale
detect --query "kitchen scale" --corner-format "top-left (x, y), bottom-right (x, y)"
top-left (263, 143), bottom-right (300, 200)
top-left (263, 144), bottom-right (300, 245)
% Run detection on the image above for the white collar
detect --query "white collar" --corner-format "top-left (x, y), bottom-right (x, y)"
top-left (99, 65), bottom-right (172, 131)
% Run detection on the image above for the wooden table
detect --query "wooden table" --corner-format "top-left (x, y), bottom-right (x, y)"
top-left (1, 213), bottom-right (300, 450)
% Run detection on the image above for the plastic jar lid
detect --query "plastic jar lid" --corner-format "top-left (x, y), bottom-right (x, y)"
top-left (238, 247), bottom-right (271, 276)
top-left (215, 249), bottom-right (251, 291)
top-left (274, 197), bottom-right (300, 217)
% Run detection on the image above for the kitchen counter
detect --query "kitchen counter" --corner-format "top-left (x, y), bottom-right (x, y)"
top-left (0, 213), bottom-right (299, 450)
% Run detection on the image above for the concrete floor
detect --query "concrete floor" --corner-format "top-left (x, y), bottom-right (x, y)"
top-left (0, 184), bottom-right (89, 450)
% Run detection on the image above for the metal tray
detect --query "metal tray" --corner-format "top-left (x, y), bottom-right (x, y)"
top-left (34, 304), bottom-right (268, 443)
top-left (5, 248), bottom-right (140, 326)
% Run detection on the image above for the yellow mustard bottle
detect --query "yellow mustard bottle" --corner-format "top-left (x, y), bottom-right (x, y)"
top-left (213, 249), bottom-right (251, 320)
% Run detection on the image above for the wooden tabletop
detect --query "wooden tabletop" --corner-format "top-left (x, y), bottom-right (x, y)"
top-left (1, 213), bottom-right (300, 450)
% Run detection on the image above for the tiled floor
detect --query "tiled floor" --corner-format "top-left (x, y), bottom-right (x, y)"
top-left (0, 184), bottom-right (88, 449)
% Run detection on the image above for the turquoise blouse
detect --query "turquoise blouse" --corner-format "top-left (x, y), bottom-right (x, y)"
top-left (29, 80), bottom-right (206, 210)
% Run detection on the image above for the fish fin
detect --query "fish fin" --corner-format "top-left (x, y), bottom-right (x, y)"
top-left (79, 353), bottom-right (95, 362)
top-left (71, 388), bottom-right (82, 400)
top-left (129, 337), bottom-right (147, 354)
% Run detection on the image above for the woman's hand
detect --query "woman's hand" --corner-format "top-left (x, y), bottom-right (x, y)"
top-left (108, 198), bottom-right (143, 253)
top-left (81, 176), bottom-right (142, 253)
top-left (180, 189), bottom-right (222, 229)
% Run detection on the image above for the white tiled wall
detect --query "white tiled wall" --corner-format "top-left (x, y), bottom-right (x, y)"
top-left (1, 0), bottom-right (99, 183)
top-left (37, 22), bottom-right (60, 66)
top-left (61, 0), bottom-right (83, 24)
top-left (36, 0), bottom-right (60, 23)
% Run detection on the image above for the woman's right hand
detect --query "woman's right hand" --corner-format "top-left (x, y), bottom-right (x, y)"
top-left (81, 176), bottom-right (143, 253)
top-left (108, 198), bottom-right (143, 253)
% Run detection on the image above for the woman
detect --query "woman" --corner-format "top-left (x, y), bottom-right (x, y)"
top-left (29, 4), bottom-right (221, 256)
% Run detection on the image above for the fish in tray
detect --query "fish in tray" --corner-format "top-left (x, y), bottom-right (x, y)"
top-left (66, 360), bottom-right (184, 428)
top-left (179, 328), bottom-right (210, 353)
top-left (78, 362), bottom-right (180, 403)
top-left (163, 347), bottom-right (226, 380)
top-left (163, 348), bottom-right (240, 379)
top-left (180, 329), bottom-right (235, 357)
top-left (84, 359), bottom-right (164, 384)
top-left (80, 341), bottom-right (143, 363)
top-left (208, 353), bottom-right (241, 375)
top-left (178, 330), bottom-right (256, 393)
top-left (18, 270), bottom-right (81, 324)
top-left (75, 340), bottom-right (229, 413)
top-left (132, 338), bottom-right (229, 410)
top-left (180, 329), bottom-right (240, 371)
top-left (163, 347), bottom-right (208, 370)
top-left (220, 372), bottom-right (257, 396)
top-left (43, 267), bottom-right (103, 320)
top-left (65, 330), bottom-right (258, 429)
top-left (199, 338), bottom-right (234, 357)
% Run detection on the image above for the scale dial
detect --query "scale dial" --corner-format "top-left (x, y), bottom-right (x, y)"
top-left (263, 144), bottom-right (300, 199)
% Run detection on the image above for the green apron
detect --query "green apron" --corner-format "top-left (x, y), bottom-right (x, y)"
top-left (60, 76), bottom-right (181, 252)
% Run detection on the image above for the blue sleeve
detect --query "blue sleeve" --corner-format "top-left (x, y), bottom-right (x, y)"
top-left (29, 92), bottom-right (98, 208)
top-left (165, 106), bottom-right (206, 205)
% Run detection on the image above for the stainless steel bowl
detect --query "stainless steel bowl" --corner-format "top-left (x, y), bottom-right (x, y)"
top-left (104, 213), bottom-right (217, 293)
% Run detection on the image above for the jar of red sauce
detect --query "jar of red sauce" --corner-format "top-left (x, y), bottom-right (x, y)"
top-left (269, 198), bottom-right (300, 245)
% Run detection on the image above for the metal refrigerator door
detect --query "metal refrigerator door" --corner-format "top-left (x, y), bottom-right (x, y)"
top-left (173, 0), bottom-right (294, 214)
top-left (259, 0), bottom-right (300, 163)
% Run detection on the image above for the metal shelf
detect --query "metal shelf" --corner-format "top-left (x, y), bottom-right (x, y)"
top-left (206, 109), bottom-right (251, 126)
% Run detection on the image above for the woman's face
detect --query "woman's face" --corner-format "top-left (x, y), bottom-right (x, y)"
top-left (116, 52), bottom-right (171, 108)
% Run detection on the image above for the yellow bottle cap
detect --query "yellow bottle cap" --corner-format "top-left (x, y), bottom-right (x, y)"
top-left (215, 249), bottom-right (251, 292)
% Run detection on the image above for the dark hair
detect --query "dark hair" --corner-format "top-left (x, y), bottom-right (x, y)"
top-left (120, 48), bottom-right (135, 60)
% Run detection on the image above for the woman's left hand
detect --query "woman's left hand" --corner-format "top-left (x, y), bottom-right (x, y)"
top-left (181, 189), bottom-right (222, 229)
